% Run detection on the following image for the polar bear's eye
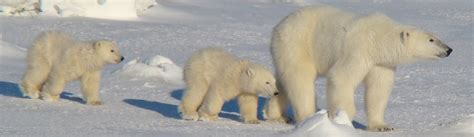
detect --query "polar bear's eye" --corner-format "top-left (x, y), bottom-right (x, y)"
top-left (266, 82), bottom-right (270, 84)
top-left (429, 39), bottom-right (434, 42)
top-left (111, 50), bottom-right (115, 52)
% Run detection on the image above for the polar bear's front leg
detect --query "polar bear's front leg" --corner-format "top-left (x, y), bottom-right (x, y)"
top-left (364, 66), bottom-right (395, 132)
top-left (238, 94), bottom-right (259, 124)
top-left (327, 60), bottom-right (372, 121)
top-left (41, 74), bottom-right (66, 102)
top-left (81, 71), bottom-right (102, 106)
top-left (198, 88), bottom-right (225, 121)
top-left (279, 63), bottom-right (317, 123)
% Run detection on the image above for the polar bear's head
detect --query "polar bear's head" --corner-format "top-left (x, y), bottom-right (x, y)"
top-left (240, 64), bottom-right (279, 97)
top-left (400, 29), bottom-right (452, 61)
top-left (93, 40), bottom-right (125, 64)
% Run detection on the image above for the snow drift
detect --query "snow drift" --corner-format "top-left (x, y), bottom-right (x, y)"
top-left (287, 110), bottom-right (359, 137)
top-left (114, 55), bottom-right (184, 86)
top-left (0, 0), bottom-right (157, 20)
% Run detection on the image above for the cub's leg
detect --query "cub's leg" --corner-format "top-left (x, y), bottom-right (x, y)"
top-left (238, 93), bottom-right (259, 124)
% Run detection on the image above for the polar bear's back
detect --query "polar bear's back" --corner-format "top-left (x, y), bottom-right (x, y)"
top-left (27, 31), bottom-right (76, 65)
top-left (184, 48), bottom-right (239, 83)
top-left (271, 6), bottom-right (355, 74)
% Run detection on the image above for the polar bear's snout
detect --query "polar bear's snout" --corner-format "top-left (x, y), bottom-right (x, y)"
top-left (273, 92), bottom-right (279, 96)
top-left (438, 43), bottom-right (453, 58)
top-left (445, 47), bottom-right (453, 57)
top-left (120, 56), bottom-right (125, 62)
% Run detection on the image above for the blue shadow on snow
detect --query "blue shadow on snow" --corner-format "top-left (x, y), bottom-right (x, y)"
top-left (0, 81), bottom-right (85, 104)
top-left (171, 89), bottom-right (268, 122)
top-left (123, 99), bottom-right (180, 119)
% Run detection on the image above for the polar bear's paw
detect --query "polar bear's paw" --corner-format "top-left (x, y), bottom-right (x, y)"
top-left (198, 115), bottom-right (218, 121)
top-left (368, 125), bottom-right (395, 132)
top-left (266, 117), bottom-right (291, 123)
top-left (18, 85), bottom-right (40, 99)
top-left (181, 113), bottom-right (199, 121)
top-left (86, 100), bottom-right (103, 106)
top-left (23, 90), bottom-right (40, 99)
top-left (243, 119), bottom-right (260, 124)
top-left (40, 92), bottom-right (59, 102)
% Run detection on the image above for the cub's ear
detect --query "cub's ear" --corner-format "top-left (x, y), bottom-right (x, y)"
top-left (93, 41), bottom-right (103, 50)
top-left (246, 68), bottom-right (255, 78)
top-left (400, 31), bottom-right (410, 45)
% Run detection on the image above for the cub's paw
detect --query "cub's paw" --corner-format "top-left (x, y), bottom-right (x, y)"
top-left (198, 115), bottom-right (218, 121)
top-left (25, 91), bottom-right (40, 99)
top-left (368, 125), bottom-right (395, 132)
top-left (40, 93), bottom-right (59, 102)
top-left (18, 85), bottom-right (40, 99)
top-left (181, 113), bottom-right (199, 121)
top-left (266, 117), bottom-right (292, 124)
top-left (86, 100), bottom-right (103, 106)
top-left (243, 119), bottom-right (260, 124)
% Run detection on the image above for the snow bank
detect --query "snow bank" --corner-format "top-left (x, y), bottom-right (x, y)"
top-left (0, 0), bottom-right (157, 20)
top-left (287, 110), bottom-right (359, 137)
top-left (114, 55), bottom-right (184, 86)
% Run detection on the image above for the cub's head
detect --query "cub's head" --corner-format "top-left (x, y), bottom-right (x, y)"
top-left (93, 40), bottom-right (125, 64)
top-left (240, 63), bottom-right (278, 97)
top-left (400, 28), bottom-right (452, 61)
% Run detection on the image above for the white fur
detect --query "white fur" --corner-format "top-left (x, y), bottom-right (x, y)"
top-left (19, 31), bottom-right (123, 105)
top-left (265, 6), bottom-right (451, 131)
top-left (179, 48), bottom-right (278, 124)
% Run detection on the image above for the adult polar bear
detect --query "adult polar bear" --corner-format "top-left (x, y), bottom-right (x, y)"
top-left (264, 6), bottom-right (452, 131)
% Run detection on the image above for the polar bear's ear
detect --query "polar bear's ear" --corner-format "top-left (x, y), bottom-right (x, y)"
top-left (400, 31), bottom-right (409, 45)
top-left (93, 41), bottom-right (103, 50)
top-left (246, 68), bottom-right (255, 78)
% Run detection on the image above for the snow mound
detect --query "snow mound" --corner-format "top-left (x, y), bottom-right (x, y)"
top-left (287, 110), bottom-right (359, 137)
top-left (440, 114), bottom-right (474, 135)
top-left (114, 55), bottom-right (184, 86)
top-left (0, 0), bottom-right (157, 20)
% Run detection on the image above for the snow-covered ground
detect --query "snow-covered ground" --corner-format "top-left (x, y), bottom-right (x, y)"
top-left (0, 0), bottom-right (472, 136)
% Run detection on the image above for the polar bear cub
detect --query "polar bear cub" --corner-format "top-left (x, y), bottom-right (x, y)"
top-left (179, 48), bottom-right (279, 124)
top-left (20, 31), bottom-right (124, 105)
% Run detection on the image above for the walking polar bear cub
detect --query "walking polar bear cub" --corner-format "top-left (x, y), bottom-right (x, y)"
top-left (264, 6), bottom-right (452, 131)
top-left (20, 31), bottom-right (124, 105)
top-left (179, 48), bottom-right (279, 124)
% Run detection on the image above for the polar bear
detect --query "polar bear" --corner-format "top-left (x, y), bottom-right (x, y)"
top-left (19, 31), bottom-right (124, 105)
top-left (179, 48), bottom-right (279, 124)
top-left (264, 6), bottom-right (452, 131)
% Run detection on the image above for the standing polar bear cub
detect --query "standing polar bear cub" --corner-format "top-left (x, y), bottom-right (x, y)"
top-left (20, 31), bottom-right (124, 105)
top-left (179, 48), bottom-right (279, 124)
top-left (264, 6), bottom-right (452, 131)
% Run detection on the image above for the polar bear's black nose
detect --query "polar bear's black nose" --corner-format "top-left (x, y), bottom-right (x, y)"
top-left (121, 56), bottom-right (125, 61)
top-left (446, 48), bottom-right (453, 56)
top-left (274, 92), bottom-right (279, 96)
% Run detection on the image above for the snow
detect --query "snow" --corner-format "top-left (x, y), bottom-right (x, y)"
top-left (0, 0), bottom-right (157, 19)
top-left (0, 0), bottom-right (472, 136)
top-left (114, 55), bottom-right (184, 86)
top-left (288, 110), bottom-right (359, 137)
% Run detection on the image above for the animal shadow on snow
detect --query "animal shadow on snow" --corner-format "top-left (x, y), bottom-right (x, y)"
top-left (0, 81), bottom-right (84, 104)
top-left (123, 99), bottom-right (180, 119)
top-left (171, 89), bottom-right (268, 122)
top-left (171, 88), bottom-right (368, 128)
